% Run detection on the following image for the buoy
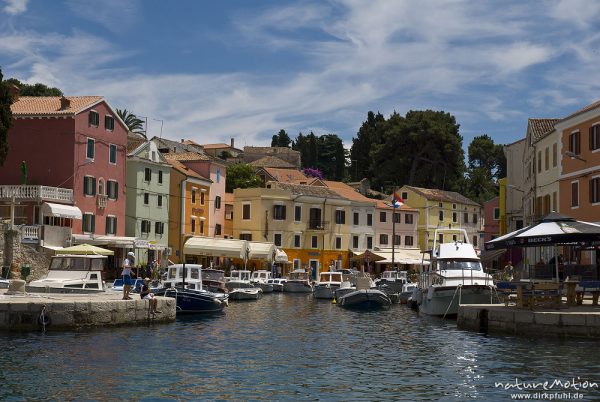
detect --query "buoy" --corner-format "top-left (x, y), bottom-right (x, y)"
top-left (332, 298), bottom-right (337, 304)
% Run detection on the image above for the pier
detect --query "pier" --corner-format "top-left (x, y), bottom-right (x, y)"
top-left (0, 288), bottom-right (176, 331)
top-left (457, 303), bottom-right (600, 337)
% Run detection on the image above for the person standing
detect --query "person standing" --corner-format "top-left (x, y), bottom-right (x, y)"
top-left (122, 251), bottom-right (135, 300)
top-left (503, 261), bottom-right (514, 281)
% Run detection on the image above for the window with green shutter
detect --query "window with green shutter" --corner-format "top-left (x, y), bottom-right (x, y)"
top-left (109, 144), bottom-right (117, 164)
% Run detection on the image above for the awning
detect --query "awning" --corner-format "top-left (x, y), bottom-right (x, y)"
top-left (71, 234), bottom-right (136, 247)
top-left (373, 248), bottom-right (430, 265)
top-left (480, 248), bottom-right (506, 262)
top-left (184, 236), bottom-right (248, 259)
top-left (247, 241), bottom-right (277, 261)
top-left (41, 202), bottom-right (82, 220)
top-left (275, 249), bottom-right (290, 263)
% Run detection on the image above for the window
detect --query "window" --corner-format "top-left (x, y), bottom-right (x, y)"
top-left (143, 193), bottom-right (149, 205)
top-left (200, 191), bottom-right (205, 205)
top-left (312, 236), bottom-right (318, 248)
top-left (294, 205), bottom-right (302, 221)
top-left (109, 144), bottom-right (117, 164)
top-left (352, 236), bottom-right (359, 249)
top-left (569, 131), bottom-right (581, 155)
top-left (293, 259), bottom-right (301, 270)
top-left (537, 150), bottom-right (542, 173)
top-left (379, 211), bottom-right (386, 222)
top-left (215, 224), bottom-right (221, 236)
top-left (366, 236), bottom-right (373, 249)
top-left (107, 180), bottom-right (118, 200)
top-left (571, 181), bottom-right (579, 207)
top-left (240, 233), bottom-right (252, 241)
top-left (380, 234), bottom-right (388, 245)
top-left (82, 213), bottom-right (95, 233)
top-left (438, 202), bottom-right (443, 208)
top-left (88, 110), bottom-right (99, 127)
top-left (216, 168), bottom-right (221, 183)
top-left (294, 234), bottom-right (301, 248)
top-left (105, 115), bottom-right (114, 131)
top-left (473, 236), bottom-right (478, 247)
top-left (472, 213), bottom-right (478, 224)
top-left (158, 170), bottom-right (163, 184)
top-left (86, 138), bottom-right (95, 159)
top-left (273, 204), bottom-right (286, 220)
top-left (83, 176), bottom-right (96, 196)
top-left (353, 212), bottom-right (359, 225)
top-left (452, 212), bottom-right (457, 223)
top-left (493, 207), bottom-right (500, 220)
top-left (439, 211), bottom-right (444, 221)
top-left (335, 209), bottom-right (345, 224)
top-left (191, 189), bottom-right (196, 204)
top-left (242, 203), bottom-right (251, 220)
top-left (144, 168), bottom-right (151, 182)
top-left (157, 195), bottom-right (163, 207)
top-left (394, 234), bottom-right (401, 246)
top-left (452, 203), bottom-right (457, 210)
top-left (215, 196), bottom-right (221, 209)
top-left (553, 143), bottom-right (557, 167)
top-left (200, 220), bottom-right (204, 235)
top-left (274, 233), bottom-right (282, 247)
top-left (141, 220), bottom-right (151, 234)
top-left (405, 236), bottom-right (414, 247)
top-left (401, 192), bottom-right (408, 200)
top-left (405, 214), bottom-right (413, 224)
top-left (438, 234), bottom-right (444, 245)
top-left (367, 213), bottom-right (373, 226)
top-left (545, 147), bottom-right (549, 170)
top-left (591, 125), bottom-right (600, 151)
top-left (464, 212), bottom-right (469, 223)
top-left (155, 222), bottom-right (164, 235)
top-left (335, 236), bottom-right (342, 249)
top-left (190, 218), bottom-right (196, 233)
top-left (105, 216), bottom-right (117, 235)
top-left (393, 212), bottom-right (400, 223)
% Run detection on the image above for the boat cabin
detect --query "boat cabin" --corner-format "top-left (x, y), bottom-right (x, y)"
top-left (163, 264), bottom-right (204, 290)
top-left (229, 270), bottom-right (251, 281)
top-left (29, 254), bottom-right (108, 291)
top-left (250, 270), bottom-right (272, 282)
top-left (318, 271), bottom-right (343, 284)
top-left (288, 269), bottom-right (309, 281)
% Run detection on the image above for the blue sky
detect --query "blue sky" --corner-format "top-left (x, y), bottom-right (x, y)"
top-left (1, 0), bottom-right (600, 151)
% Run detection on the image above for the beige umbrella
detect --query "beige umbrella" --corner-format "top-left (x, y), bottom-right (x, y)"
top-left (56, 243), bottom-right (114, 256)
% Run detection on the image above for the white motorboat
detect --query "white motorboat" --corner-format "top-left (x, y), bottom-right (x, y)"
top-left (375, 270), bottom-right (409, 294)
top-left (250, 270), bottom-right (274, 293)
top-left (337, 275), bottom-right (392, 309)
top-left (28, 254), bottom-right (108, 292)
top-left (399, 282), bottom-right (418, 304)
top-left (226, 270), bottom-right (262, 301)
top-left (267, 278), bottom-right (286, 292)
top-left (412, 229), bottom-right (496, 317)
top-left (313, 271), bottom-right (343, 299)
top-left (283, 269), bottom-right (313, 293)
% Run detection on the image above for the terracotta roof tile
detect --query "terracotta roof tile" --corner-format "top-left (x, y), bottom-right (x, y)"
top-left (201, 143), bottom-right (232, 149)
top-left (262, 168), bottom-right (307, 183)
top-left (269, 182), bottom-right (347, 199)
top-left (249, 156), bottom-right (295, 168)
top-left (403, 186), bottom-right (480, 206)
top-left (323, 180), bottom-right (375, 204)
top-left (11, 96), bottom-right (103, 116)
top-left (164, 158), bottom-right (211, 181)
top-left (163, 152), bottom-right (211, 161)
top-left (528, 118), bottom-right (560, 142)
top-left (127, 134), bottom-right (147, 153)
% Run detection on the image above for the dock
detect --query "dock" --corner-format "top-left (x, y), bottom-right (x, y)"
top-left (457, 303), bottom-right (600, 337)
top-left (0, 288), bottom-right (176, 331)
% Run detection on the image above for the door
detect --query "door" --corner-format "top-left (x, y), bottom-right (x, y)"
top-left (309, 259), bottom-right (319, 281)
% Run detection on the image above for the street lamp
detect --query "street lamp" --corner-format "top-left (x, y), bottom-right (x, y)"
top-left (566, 151), bottom-right (587, 162)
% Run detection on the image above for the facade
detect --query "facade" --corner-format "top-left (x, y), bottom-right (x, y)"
top-left (223, 192), bottom-right (234, 239)
top-left (483, 196), bottom-right (500, 243)
top-left (533, 126), bottom-right (561, 219)
top-left (164, 158), bottom-right (212, 263)
top-left (398, 185), bottom-right (482, 251)
top-left (125, 136), bottom-right (171, 265)
top-left (197, 139), bottom-right (243, 159)
top-left (503, 138), bottom-right (527, 234)
top-left (373, 200), bottom-right (419, 250)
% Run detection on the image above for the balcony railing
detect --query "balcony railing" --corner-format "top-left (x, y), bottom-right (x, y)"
top-left (97, 194), bottom-right (107, 208)
top-left (20, 225), bottom-right (40, 241)
top-left (0, 185), bottom-right (73, 203)
top-left (307, 220), bottom-right (329, 231)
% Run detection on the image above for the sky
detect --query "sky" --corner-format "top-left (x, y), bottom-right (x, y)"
top-left (1, 0), bottom-right (600, 152)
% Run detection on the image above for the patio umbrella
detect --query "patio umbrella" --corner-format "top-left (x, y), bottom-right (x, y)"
top-left (56, 243), bottom-right (114, 256)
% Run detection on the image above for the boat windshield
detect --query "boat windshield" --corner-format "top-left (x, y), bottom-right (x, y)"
top-left (438, 260), bottom-right (483, 271)
top-left (202, 270), bottom-right (225, 281)
top-left (50, 256), bottom-right (105, 271)
top-left (190, 267), bottom-right (200, 280)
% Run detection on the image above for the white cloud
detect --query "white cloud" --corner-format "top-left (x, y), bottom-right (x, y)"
top-left (3, 0), bottom-right (28, 15)
top-left (65, 0), bottom-right (140, 33)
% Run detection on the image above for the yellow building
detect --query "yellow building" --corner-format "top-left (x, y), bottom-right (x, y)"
top-left (165, 158), bottom-right (212, 263)
top-left (398, 186), bottom-right (482, 251)
top-left (233, 182), bottom-right (351, 278)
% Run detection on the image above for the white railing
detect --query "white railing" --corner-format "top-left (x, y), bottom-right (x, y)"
top-left (97, 194), bottom-right (107, 208)
top-left (20, 225), bottom-right (40, 240)
top-left (0, 185), bottom-right (73, 203)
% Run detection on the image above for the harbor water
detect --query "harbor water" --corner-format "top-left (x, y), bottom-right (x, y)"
top-left (2, 293), bottom-right (600, 401)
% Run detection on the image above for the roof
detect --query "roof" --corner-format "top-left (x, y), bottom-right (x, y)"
top-left (261, 168), bottom-right (308, 183)
top-left (163, 151), bottom-right (211, 162)
top-left (11, 96), bottom-right (103, 116)
top-left (374, 199), bottom-right (417, 211)
top-left (127, 134), bottom-right (147, 153)
top-left (249, 156), bottom-right (295, 168)
top-left (152, 137), bottom-right (203, 153)
top-left (164, 158), bottom-right (211, 182)
top-left (202, 143), bottom-right (232, 149)
top-left (528, 118), bottom-right (560, 142)
top-left (244, 146), bottom-right (298, 154)
top-left (562, 99), bottom-right (600, 122)
top-left (268, 182), bottom-right (347, 199)
top-left (402, 186), bottom-right (481, 207)
top-left (323, 180), bottom-right (375, 204)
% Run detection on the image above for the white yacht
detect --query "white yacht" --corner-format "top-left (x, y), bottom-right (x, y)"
top-left (250, 270), bottom-right (274, 293)
top-left (412, 229), bottom-right (495, 317)
top-left (313, 271), bottom-right (343, 299)
top-left (283, 269), bottom-right (313, 293)
top-left (226, 270), bottom-right (262, 300)
top-left (28, 254), bottom-right (108, 292)
top-left (267, 278), bottom-right (286, 292)
top-left (374, 270), bottom-right (409, 294)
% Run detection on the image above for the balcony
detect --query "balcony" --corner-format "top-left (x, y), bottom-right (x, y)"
top-left (97, 194), bottom-right (107, 208)
top-left (307, 220), bottom-right (329, 231)
top-left (0, 185), bottom-right (73, 203)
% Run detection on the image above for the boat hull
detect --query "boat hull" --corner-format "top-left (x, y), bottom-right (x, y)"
top-left (283, 281), bottom-right (313, 293)
top-left (158, 288), bottom-right (227, 314)
top-left (313, 284), bottom-right (339, 299)
top-left (228, 288), bottom-right (262, 300)
top-left (338, 289), bottom-right (392, 309)
top-left (416, 285), bottom-right (495, 316)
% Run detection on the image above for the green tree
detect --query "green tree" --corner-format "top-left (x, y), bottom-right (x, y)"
top-left (116, 108), bottom-right (145, 136)
top-left (271, 129), bottom-right (292, 147)
top-left (226, 163), bottom-right (261, 192)
top-left (349, 111), bottom-right (386, 181)
top-left (292, 131), bottom-right (319, 169)
top-left (0, 68), bottom-right (13, 167)
top-left (5, 78), bottom-right (62, 96)
top-left (463, 134), bottom-right (506, 203)
top-left (317, 134), bottom-right (345, 181)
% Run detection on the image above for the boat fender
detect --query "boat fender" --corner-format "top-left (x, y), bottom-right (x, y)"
top-left (38, 305), bottom-right (51, 327)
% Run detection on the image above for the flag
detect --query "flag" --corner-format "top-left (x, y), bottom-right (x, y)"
top-left (391, 191), bottom-right (404, 208)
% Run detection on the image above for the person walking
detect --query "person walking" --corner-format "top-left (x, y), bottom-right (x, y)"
top-left (122, 251), bottom-right (135, 300)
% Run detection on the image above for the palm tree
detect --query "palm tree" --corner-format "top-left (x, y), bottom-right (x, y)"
top-left (116, 108), bottom-right (146, 137)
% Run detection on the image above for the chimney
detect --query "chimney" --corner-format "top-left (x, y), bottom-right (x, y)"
top-left (59, 96), bottom-right (70, 110)
top-left (181, 139), bottom-right (184, 143)
top-left (230, 138), bottom-right (235, 148)
top-left (8, 85), bottom-right (19, 102)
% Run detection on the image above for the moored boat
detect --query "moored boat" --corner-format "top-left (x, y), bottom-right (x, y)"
top-left (267, 278), bottom-right (286, 292)
top-left (337, 275), bottom-right (391, 309)
top-left (250, 270), bottom-right (274, 293)
top-left (226, 270), bottom-right (262, 301)
top-left (283, 269), bottom-right (313, 293)
top-left (28, 254), bottom-right (108, 293)
top-left (313, 271), bottom-right (343, 299)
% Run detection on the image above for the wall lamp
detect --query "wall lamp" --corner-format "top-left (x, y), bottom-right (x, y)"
top-left (566, 151), bottom-right (587, 162)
